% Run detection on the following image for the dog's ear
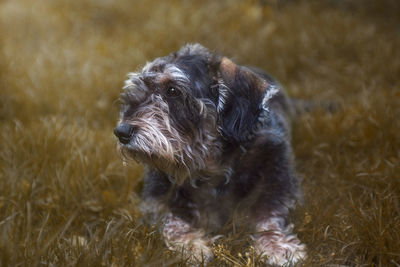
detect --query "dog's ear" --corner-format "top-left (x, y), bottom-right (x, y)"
top-left (216, 57), bottom-right (269, 143)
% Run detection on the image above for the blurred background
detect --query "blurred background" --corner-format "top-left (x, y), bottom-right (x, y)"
top-left (0, 0), bottom-right (399, 266)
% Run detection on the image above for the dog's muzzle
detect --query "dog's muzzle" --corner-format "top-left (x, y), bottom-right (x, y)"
top-left (114, 123), bottom-right (135, 144)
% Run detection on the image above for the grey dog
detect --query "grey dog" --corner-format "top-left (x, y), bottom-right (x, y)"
top-left (114, 44), bottom-right (306, 265)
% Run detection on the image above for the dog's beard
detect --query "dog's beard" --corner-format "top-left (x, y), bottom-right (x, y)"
top-left (120, 134), bottom-right (223, 185)
top-left (119, 97), bottom-right (186, 181)
top-left (121, 145), bottom-right (190, 184)
top-left (120, 143), bottom-right (204, 185)
top-left (119, 102), bottom-right (224, 185)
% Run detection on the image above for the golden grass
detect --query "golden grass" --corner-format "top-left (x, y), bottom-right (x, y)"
top-left (1, 0), bottom-right (399, 266)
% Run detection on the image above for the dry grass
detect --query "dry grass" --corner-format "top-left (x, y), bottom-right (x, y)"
top-left (1, 0), bottom-right (399, 266)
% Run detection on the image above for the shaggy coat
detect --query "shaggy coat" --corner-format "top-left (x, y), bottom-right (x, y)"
top-left (114, 44), bottom-right (306, 265)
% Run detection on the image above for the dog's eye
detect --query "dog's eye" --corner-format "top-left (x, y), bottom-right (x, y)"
top-left (166, 87), bottom-right (181, 98)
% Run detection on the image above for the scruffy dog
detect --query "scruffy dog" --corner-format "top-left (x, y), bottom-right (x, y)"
top-left (114, 44), bottom-right (306, 266)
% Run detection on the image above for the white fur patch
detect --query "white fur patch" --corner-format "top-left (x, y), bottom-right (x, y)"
top-left (254, 216), bottom-right (307, 266)
top-left (261, 84), bottom-right (279, 111)
top-left (165, 64), bottom-right (190, 83)
top-left (123, 72), bottom-right (139, 90)
top-left (217, 79), bottom-right (229, 113)
top-left (196, 99), bottom-right (207, 117)
top-left (141, 61), bottom-right (153, 73)
top-left (178, 43), bottom-right (210, 57)
top-left (162, 213), bottom-right (213, 263)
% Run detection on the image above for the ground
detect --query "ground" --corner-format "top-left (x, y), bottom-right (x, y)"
top-left (0, 0), bottom-right (399, 266)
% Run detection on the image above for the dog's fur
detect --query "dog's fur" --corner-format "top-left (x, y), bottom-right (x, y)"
top-left (114, 44), bottom-right (306, 265)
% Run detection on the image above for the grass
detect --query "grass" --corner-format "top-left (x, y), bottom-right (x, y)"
top-left (1, 0), bottom-right (399, 266)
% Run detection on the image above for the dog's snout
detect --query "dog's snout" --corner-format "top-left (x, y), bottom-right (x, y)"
top-left (114, 123), bottom-right (135, 144)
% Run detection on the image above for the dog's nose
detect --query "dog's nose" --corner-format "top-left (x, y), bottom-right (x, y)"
top-left (114, 123), bottom-right (135, 144)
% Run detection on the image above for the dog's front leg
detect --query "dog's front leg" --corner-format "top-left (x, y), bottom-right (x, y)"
top-left (162, 213), bottom-right (213, 264)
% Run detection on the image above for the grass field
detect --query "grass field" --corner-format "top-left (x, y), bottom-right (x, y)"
top-left (1, 0), bottom-right (399, 266)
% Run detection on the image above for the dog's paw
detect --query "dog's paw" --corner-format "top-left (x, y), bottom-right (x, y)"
top-left (254, 230), bottom-right (306, 266)
top-left (165, 230), bottom-right (214, 264)
top-left (163, 214), bottom-right (213, 264)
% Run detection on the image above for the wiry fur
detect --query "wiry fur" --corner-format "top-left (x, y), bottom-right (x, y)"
top-left (162, 213), bottom-right (213, 263)
top-left (121, 62), bottom-right (224, 183)
top-left (115, 43), bottom-right (306, 265)
top-left (254, 216), bottom-right (306, 265)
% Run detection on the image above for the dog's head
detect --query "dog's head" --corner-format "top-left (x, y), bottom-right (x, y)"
top-left (114, 44), bottom-right (276, 183)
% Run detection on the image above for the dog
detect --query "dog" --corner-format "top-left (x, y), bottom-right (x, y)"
top-left (114, 44), bottom-right (306, 265)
